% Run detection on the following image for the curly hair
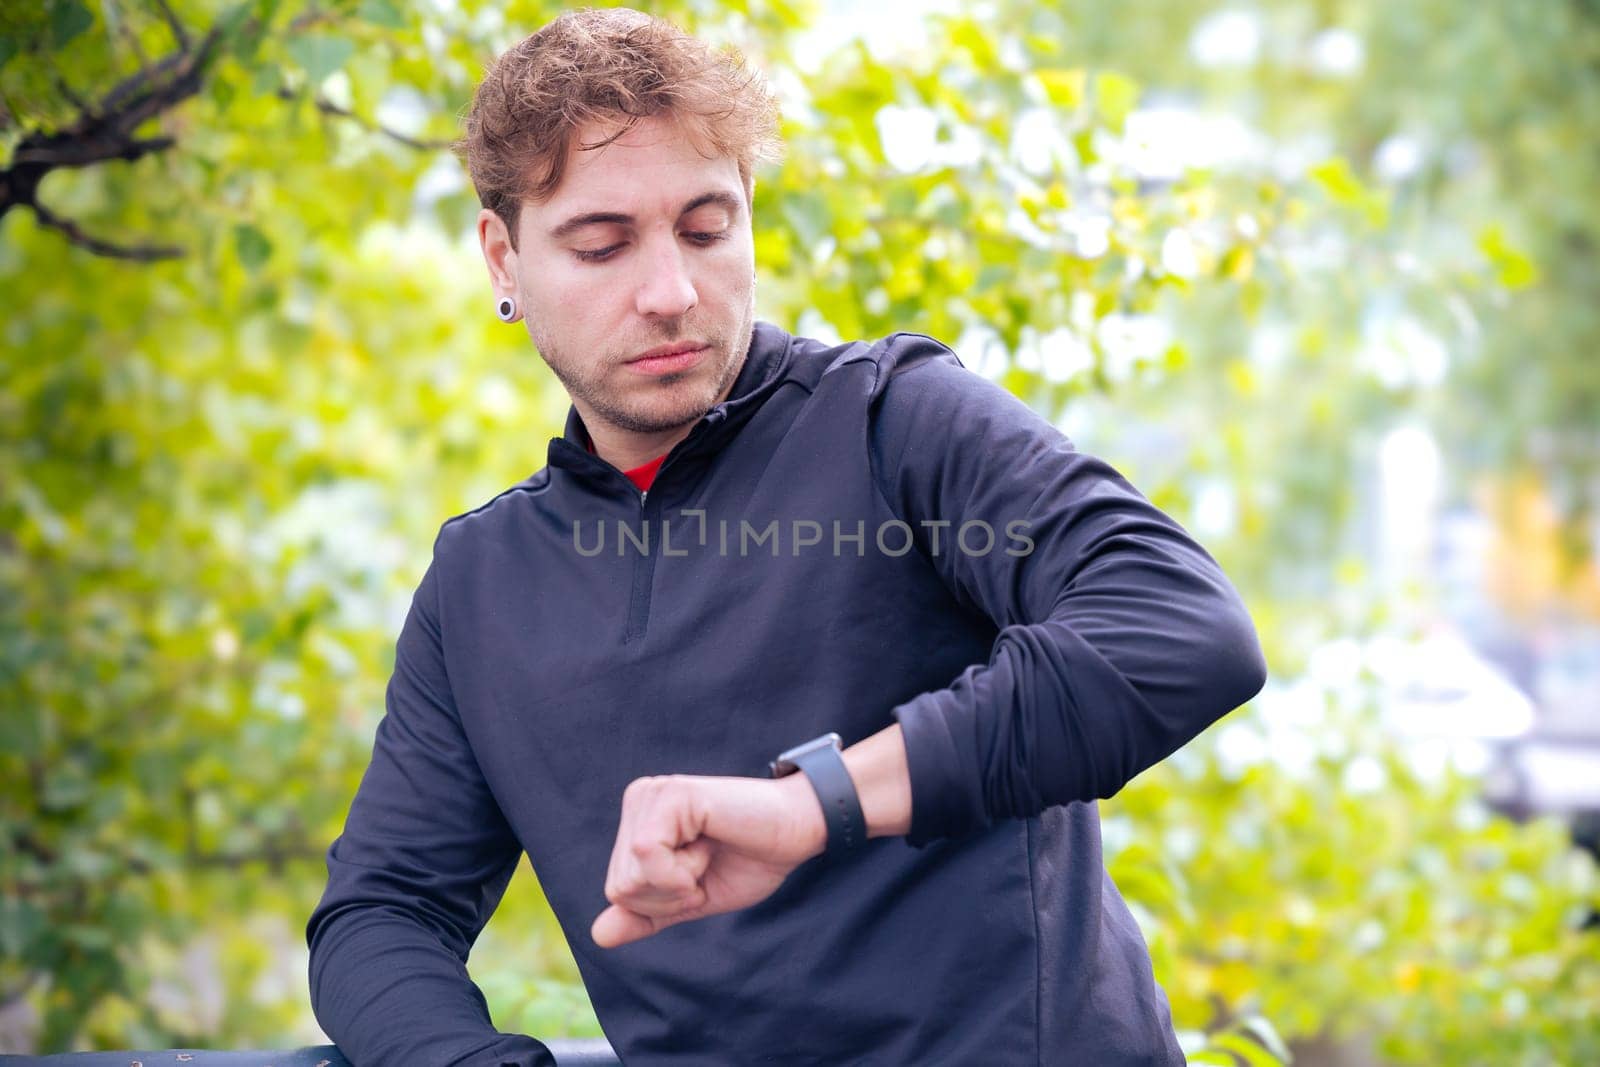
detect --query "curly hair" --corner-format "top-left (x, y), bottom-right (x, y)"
top-left (457, 8), bottom-right (783, 249)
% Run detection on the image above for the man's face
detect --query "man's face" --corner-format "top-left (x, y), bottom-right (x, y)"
top-left (510, 114), bottom-right (756, 445)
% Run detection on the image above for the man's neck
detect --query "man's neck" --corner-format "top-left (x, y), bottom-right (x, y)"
top-left (585, 422), bottom-right (694, 472)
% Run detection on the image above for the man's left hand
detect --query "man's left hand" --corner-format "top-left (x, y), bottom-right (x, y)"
top-left (590, 772), bottom-right (827, 948)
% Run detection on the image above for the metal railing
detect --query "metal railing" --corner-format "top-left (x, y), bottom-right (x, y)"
top-left (0, 1037), bottom-right (620, 1066)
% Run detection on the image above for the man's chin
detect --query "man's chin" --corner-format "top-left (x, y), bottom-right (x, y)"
top-left (596, 396), bottom-right (719, 437)
top-left (582, 344), bottom-right (744, 437)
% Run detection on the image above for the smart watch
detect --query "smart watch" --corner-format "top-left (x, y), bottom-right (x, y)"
top-left (769, 732), bottom-right (866, 856)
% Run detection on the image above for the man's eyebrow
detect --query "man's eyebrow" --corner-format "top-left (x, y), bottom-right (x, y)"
top-left (547, 191), bottom-right (743, 241)
top-left (679, 191), bottom-right (744, 220)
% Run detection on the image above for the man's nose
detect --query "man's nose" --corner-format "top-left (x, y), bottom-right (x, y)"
top-left (634, 236), bottom-right (699, 319)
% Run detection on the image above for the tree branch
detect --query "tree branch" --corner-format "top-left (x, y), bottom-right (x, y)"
top-left (275, 86), bottom-right (456, 151)
top-left (2, 7), bottom-right (446, 262)
top-left (151, 0), bottom-right (191, 50)
top-left (48, 71), bottom-right (94, 118)
top-left (289, 8), bottom-right (339, 32)
top-left (0, 23), bottom-right (222, 257)
top-left (97, 48), bottom-right (189, 119)
top-left (108, 0), bottom-right (151, 68)
top-left (31, 199), bottom-right (184, 260)
top-left (13, 135), bottom-right (176, 169)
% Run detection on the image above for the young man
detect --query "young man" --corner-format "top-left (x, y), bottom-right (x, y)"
top-left (306, 9), bottom-right (1268, 1065)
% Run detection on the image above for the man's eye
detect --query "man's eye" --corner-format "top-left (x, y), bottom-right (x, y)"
top-left (573, 244), bottom-right (623, 262)
top-left (684, 231), bottom-right (727, 246)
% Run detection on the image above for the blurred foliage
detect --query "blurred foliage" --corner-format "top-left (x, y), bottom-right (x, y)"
top-left (1115, 693), bottom-right (1600, 1065)
top-left (2, 0), bottom-right (1597, 1062)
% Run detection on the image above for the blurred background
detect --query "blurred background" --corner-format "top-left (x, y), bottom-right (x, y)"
top-left (2, 0), bottom-right (1597, 1063)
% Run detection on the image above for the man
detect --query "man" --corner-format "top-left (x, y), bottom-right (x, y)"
top-left (306, 8), bottom-right (1268, 1066)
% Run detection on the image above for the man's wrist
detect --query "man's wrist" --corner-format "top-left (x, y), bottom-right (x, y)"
top-left (839, 725), bottom-right (913, 839)
top-left (775, 771), bottom-right (829, 859)
top-left (772, 733), bottom-right (867, 855)
top-left (771, 724), bottom-right (913, 858)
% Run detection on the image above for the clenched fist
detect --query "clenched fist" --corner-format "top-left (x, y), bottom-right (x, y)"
top-left (590, 772), bottom-right (829, 948)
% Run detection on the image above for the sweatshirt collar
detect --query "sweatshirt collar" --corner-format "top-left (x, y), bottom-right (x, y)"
top-left (546, 321), bottom-right (794, 485)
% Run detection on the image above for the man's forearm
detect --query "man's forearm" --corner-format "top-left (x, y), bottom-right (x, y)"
top-left (840, 723), bottom-right (913, 839)
top-left (308, 558), bottom-right (553, 1065)
top-left (309, 906), bottom-right (555, 1067)
top-left (869, 349), bottom-right (1268, 845)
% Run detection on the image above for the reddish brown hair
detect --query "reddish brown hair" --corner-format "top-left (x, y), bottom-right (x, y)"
top-left (457, 8), bottom-right (783, 248)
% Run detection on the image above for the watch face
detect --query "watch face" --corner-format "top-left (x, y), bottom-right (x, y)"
top-left (771, 733), bottom-right (841, 778)
top-left (800, 733), bottom-right (844, 759)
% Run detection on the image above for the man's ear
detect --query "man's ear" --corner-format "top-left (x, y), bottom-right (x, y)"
top-left (477, 207), bottom-right (519, 295)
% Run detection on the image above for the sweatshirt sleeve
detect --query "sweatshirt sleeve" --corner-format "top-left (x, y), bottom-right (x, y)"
top-left (869, 338), bottom-right (1268, 847)
top-left (305, 554), bottom-right (555, 1067)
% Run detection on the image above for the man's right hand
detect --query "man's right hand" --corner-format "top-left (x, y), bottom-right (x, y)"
top-left (589, 772), bottom-right (826, 948)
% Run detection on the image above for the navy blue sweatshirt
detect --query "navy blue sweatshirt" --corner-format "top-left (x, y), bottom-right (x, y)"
top-left (306, 324), bottom-right (1268, 1065)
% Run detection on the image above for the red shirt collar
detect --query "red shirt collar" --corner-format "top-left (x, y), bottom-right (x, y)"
top-left (584, 433), bottom-right (666, 492)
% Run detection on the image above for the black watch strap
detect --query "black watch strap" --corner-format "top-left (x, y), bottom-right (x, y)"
top-left (769, 733), bottom-right (866, 856)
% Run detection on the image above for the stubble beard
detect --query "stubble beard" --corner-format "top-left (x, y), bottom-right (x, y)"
top-left (532, 295), bottom-right (757, 437)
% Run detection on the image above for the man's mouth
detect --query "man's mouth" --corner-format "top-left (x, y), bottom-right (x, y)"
top-left (627, 342), bottom-right (710, 374)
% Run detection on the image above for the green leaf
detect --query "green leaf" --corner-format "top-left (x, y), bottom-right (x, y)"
top-left (357, 0), bottom-right (407, 29)
top-left (234, 224), bottom-right (273, 272)
top-left (1071, 126), bottom-right (1097, 165)
top-left (1207, 1031), bottom-right (1286, 1067)
top-left (1308, 156), bottom-right (1362, 204)
top-left (217, 0), bottom-right (255, 36)
top-left (1308, 156), bottom-right (1388, 227)
top-left (251, 61), bottom-right (283, 96)
top-left (1477, 222), bottom-right (1540, 289)
top-left (946, 16), bottom-right (999, 69)
top-left (41, 770), bottom-right (92, 812)
top-left (0, 898), bottom-right (46, 957)
top-left (781, 191), bottom-right (831, 251)
top-left (0, 701), bottom-right (41, 756)
top-left (288, 32), bottom-right (354, 85)
top-left (976, 263), bottom-right (1011, 291)
top-left (47, 0), bottom-right (93, 48)
top-left (1092, 71), bottom-right (1138, 134)
top-left (61, 923), bottom-right (115, 950)
top-left (215, 0), bottom-right (259, 55)
top-left (1036, 69), bottom-right (1085, 110)
top-left (0, 34), bottom-right (18, 70)
top-left (1238, 1015), bottom-right (1292, 1063)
